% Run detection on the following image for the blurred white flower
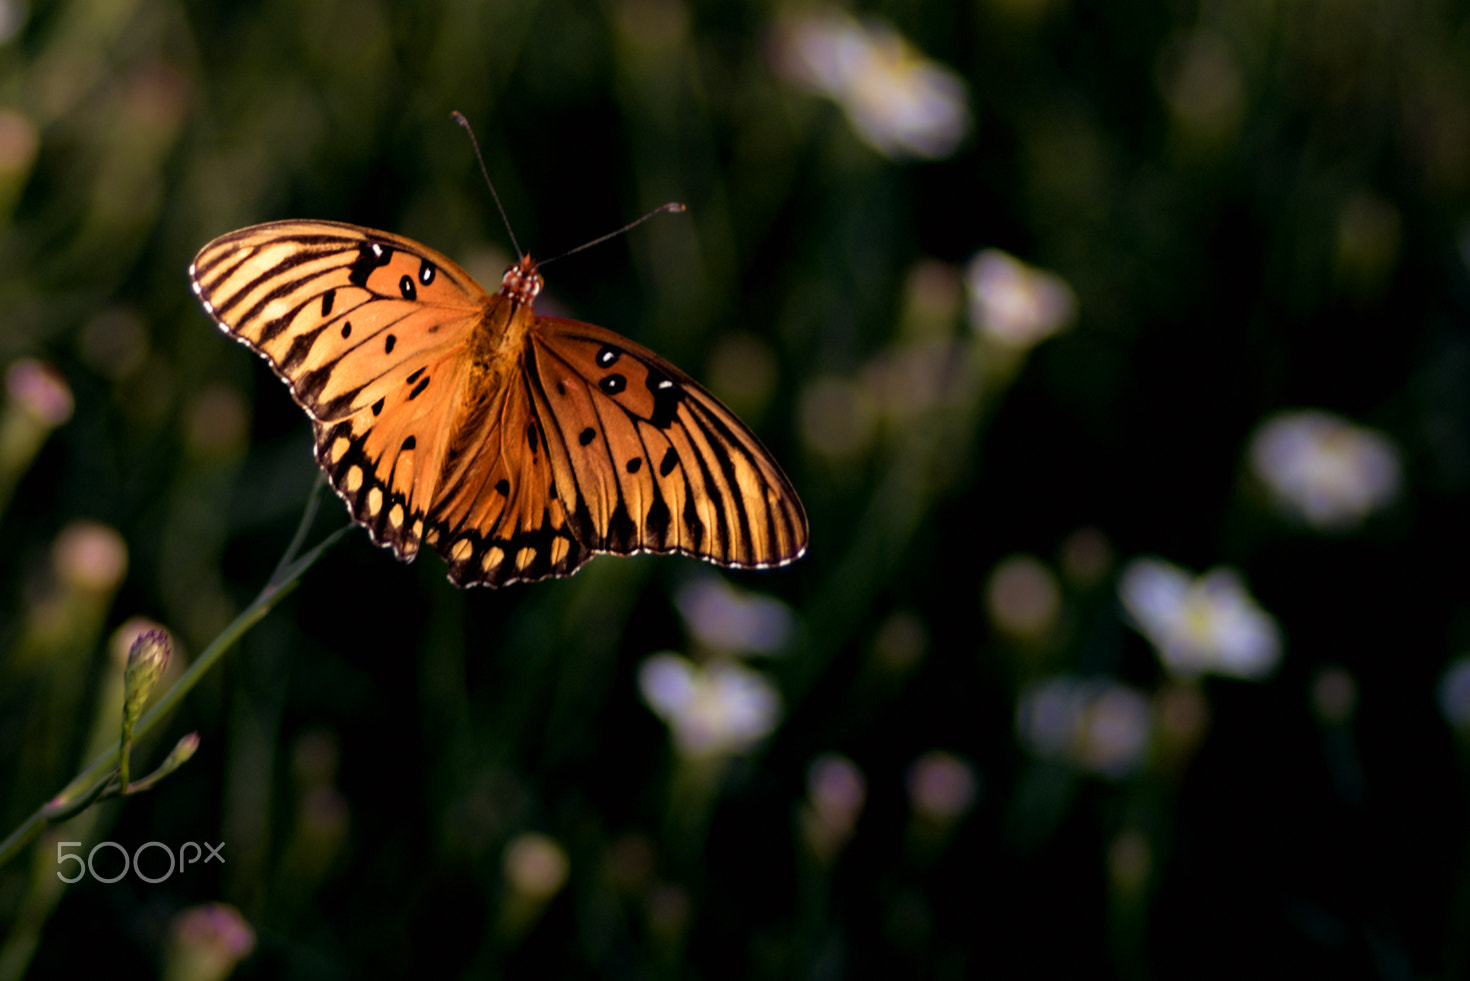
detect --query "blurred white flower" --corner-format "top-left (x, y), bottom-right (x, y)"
top-left (773, 10), bottom-right (970, 159)
top-left (904, 750), bottom-right (978, 821)
top-left (1247, 410), bottom-right (1401, 530)
top-left (1119, 557), bottom-right (1282, 680)
top-left (638, 653), bottom-right (782, 758)
top-left (674, 577), bottom-right (796, 656)
top-left (809, 754), bottom-right (865, 828)
top-left (1016, 676), bottom-right (1151, 778)
top-left (965, 249), bottom-right (1077, 348)
top-left (803, 753), bottom-right (867, 860)
top-left (1437, 656), bottom-right (1470, 729)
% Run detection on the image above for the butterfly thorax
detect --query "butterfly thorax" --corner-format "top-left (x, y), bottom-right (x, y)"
top-left (499, 256), bottom-right (544, 307)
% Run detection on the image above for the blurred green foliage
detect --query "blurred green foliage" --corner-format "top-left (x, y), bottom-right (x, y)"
top-left (3, 0), bottom-right (1470, 977)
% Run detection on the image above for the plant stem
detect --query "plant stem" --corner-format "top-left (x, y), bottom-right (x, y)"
top-left (0, 480), bottom-right (349, 869)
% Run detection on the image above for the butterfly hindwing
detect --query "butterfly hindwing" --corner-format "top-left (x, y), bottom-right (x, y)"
top-left (528, 318), bottom-right (808, 569)
top-left (420, 366), bottom-right (591, 586)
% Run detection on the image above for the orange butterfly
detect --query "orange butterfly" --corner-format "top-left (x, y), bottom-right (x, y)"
top-left (190, 220), bottom-right (808, 586)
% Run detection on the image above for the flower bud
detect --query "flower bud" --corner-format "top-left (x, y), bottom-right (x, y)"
top-left (123, 629), bottom-right (171, 728)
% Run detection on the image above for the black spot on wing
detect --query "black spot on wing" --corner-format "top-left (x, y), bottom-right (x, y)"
top-left (596, 345), bottom-right (621, 368)
top-left (406, 367), bottom-right (424, 384)
top-left (644, 366), bottom-right (681, 429)
top-left (385, 334), bottom-right (397, 354)
top-left (321, 290), bottom-right (335, 316)
top-left (496, 479), bottom-right (510, 496)
top-left (348, 241), bottom-right (393, 288)
top-left (399, 275), bottom-right (416, 300)
top-left (579, 427), bottom-right (596, 446)
top-left (341, 320), bottom-right (352, 339)
top-left (419, 259), bottom-right (436, 285)
top-left (680, 493), bottom-right (706, 553)
top-left (402, 435), bottom-right (416, 450)
top-left (626, 457), bottom-right (642, 473)
top-left (607, 502), bottom-right (637, 552)
top-left (659, 448), bottom-right (678, 477)
top-left (372, 398), bottom-right (385, 416)
top-left (600, 374), bottom-right (627, 395)
top-left (645, 497), bottom-right (671, 548)
top-left (408, 376), bottom-right (430, 401)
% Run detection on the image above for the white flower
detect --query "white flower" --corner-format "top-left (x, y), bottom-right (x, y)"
top-left (1438, 656), bottom-right (1470, 729)
top-left (674, 577), bottom-right (796, 656)
top-left (638, 653), bottom-right (782, 758)
top-left (1247, 410), bottom-right (1401, 530)
top-left (1119, 558), bottom-right (1282, 680)
top-left (1016, 676), bottom-right (1151, 778)
top-left (773, 10), bottom-right (971, 160)
top-left (965, 249), bottom-right (1077, 348)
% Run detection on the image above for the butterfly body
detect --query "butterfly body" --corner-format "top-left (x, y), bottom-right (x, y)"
top-left (191, 220), bottom-right (807, 587)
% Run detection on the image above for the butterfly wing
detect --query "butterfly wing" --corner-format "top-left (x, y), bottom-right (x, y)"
top-left (526, 318), bottom-right (808, 569)
top-left (416, 352), bottom-right (592, 587)
top-left (192, 220), bottom-right (804, 588)
top-left (190, 220), bottom-right (488, 562)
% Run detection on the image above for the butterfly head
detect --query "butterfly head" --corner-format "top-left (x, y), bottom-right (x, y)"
top-left (499, 255), bottom-right (544, 307)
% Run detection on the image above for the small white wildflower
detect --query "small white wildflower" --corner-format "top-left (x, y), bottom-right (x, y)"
top-left (638, 653), bottom-right (782, 758)
top-left (674, 577), bottom-right (796, 656)
top-left (1016, 676), bottom-right (1151, 778)
top-left (965, 249), bottom-right (1077, 348)
top-left (773, 10), bottom-right (971, 160)
top-left (1119, 558), bottom-right (1282, 680)
top-left (1248, 410), bottom-right (1401, 530)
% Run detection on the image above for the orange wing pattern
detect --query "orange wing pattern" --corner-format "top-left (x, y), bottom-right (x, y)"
top-left (192, 220), bottom-right (806, 587)
top-left (529, 319), bottom-right (807, 568)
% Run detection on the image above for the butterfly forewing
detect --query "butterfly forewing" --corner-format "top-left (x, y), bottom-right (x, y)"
top-left (193, 219), bottom-right (807, 587)
top-left (192, 221), bottom-right (489, 562)
top-left (529, 319), bottom-right (807, 569)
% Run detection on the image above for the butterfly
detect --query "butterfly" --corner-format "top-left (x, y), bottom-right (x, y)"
top-left (189, 220), bottom-right (808, 587)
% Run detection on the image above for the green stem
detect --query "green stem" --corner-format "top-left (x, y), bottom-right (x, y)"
top-left (0, 479), bottom-right (350, 869)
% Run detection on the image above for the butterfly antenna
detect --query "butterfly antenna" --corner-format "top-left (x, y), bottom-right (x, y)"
top-left (539, 202), bottom-right (687, 269)
top-left (452, 110), bottom-right (523, 260)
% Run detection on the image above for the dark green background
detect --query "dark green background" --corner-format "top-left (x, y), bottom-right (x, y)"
top-left (2, 0), bottom-right (1468, 977)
